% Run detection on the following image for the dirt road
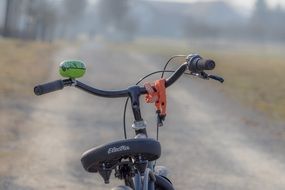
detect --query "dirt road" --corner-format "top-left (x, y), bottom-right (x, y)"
top-left (1, 41), bottom-right (285, 190)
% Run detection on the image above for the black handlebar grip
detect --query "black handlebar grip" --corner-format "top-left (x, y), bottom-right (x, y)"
top-left (34, 80), bottom-right (64, 96)
top-left (196, 59), bottom-right (215, 70)
top-left (187, 54), bottom-right (215, 72)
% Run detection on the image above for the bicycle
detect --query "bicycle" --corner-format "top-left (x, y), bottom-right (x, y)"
top-left (34, 54), bottom-right (224, 190)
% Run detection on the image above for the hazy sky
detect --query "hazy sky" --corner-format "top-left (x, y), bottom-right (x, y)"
top-left (152, 0), bottom-right (285, 10)
top-left (89, 0), bottom-right (284, 8)
top-left (89, 0), bottom-right (285, 15)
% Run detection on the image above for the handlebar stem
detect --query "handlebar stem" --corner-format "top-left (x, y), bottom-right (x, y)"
top-left (128, 86), bottom-right (143, 122)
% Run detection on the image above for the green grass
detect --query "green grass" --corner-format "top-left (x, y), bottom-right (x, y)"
top-left (107, 38), bottom-right (285, 120)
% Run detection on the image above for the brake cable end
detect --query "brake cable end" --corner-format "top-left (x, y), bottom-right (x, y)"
top-left (156, 110), bottom-right (165, 127)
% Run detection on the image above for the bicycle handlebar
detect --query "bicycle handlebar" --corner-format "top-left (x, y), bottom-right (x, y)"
top-left (34, 63), bottom-right (189, 97)
top-left (34, 54), bottom-right (217, 97)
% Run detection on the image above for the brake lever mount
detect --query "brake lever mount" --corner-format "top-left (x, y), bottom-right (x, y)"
top-left (191, 71), bottom-right (209, 80)
top-left (191, 71), bottom-right (224, 83)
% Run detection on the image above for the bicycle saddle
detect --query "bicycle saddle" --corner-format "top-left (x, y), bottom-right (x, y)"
top-left (81, 138), bottom-right (161, 173)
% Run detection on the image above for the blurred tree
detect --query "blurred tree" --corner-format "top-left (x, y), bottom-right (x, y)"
top-left (183, 19), bottom-right (220, 39)
top-left (3, 0), bottom-right (10, 36)
top-left (269, 4), bottom-right (285, 41)
top-left (27, 0), bottom-right (58, 41)
top-left (2, 0), bottom-right (88, 41)
top-left (59, 0), bottom-right (87, 39)
top-left (253, 0), bottom-right (268, 16)
top-left (3, 0), bottom-right (24, 37)
top-left (182, 1), bottom-right (245, 40)
top-left (249, 0), bottom-right (285, 42)
top-left (97, 0), bottom-right (137, 41)
top-left (249, 0), bottom-right (270, 41)
top-left (63, 0), bottom-right (87, 23)
top-left (3, 0), bottom-right (58, 41)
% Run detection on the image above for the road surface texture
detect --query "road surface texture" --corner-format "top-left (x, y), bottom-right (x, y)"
top-left (1, 41), bottom-right (285, 190)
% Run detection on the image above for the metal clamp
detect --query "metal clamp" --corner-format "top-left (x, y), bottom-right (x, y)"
top-left (132, 120), bottom-right (147, 130)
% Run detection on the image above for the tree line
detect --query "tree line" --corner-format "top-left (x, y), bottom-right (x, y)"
top-left (1, 0), bottom-right (285, 42)
top-left (183, 0), bottom-right (285, 42)
top-left (2, 0), bottom-right (87, 41)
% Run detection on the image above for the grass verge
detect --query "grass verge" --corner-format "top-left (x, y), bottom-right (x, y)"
top-left (0, 38), bottom-right (59, 98)
top-left (0, 38), bottom-right (59, 152)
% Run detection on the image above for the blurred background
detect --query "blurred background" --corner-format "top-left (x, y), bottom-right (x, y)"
top-left (1, 0), bottom-right (285, 42)
top-left (0, 0), bottom-right (285, 190)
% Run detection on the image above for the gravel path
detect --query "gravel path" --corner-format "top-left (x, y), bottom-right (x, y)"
top-left (1, 41), bottom-right (285, 190)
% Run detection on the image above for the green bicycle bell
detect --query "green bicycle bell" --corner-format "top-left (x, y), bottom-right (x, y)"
top-left (59, 60), bottom-right (86, 79)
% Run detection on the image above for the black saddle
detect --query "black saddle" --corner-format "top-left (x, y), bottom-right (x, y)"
top-left (81, 138), bottom-right (161, 173)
